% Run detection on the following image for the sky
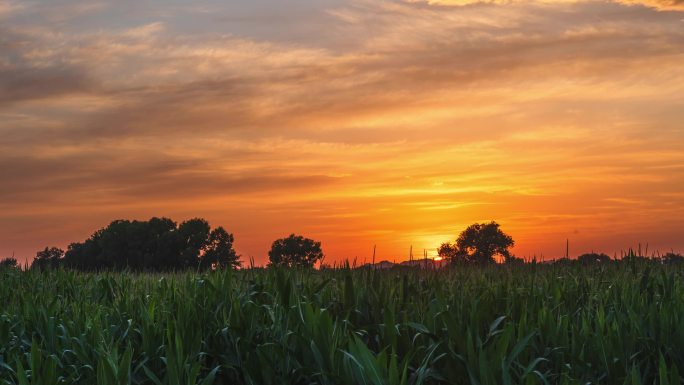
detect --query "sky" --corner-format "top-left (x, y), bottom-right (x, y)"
top-left (1, 0), bottom-right (683, 265)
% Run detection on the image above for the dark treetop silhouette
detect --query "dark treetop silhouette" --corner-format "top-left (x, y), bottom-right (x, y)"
top-left (0, 257), bottom-right (18, 269)
top-left (577, 252), bottom-right (612, 265)
top-left (32, 247), bottom-right (65, 270)
top-left (20, 218), bottom-right (683, 271)
top-left (438, 221), bottom-right (515, 265)
top-left (268, 234), bottom-right (324, 268)
top-left (32, 217), bottom-right (240, 271)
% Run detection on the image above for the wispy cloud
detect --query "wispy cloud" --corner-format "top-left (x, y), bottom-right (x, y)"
top-left (0, 1), bottom-right (23, 18)
top-left (409, 0), bottom-right (684, 10)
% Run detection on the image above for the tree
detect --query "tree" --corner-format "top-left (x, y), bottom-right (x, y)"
top-left (200, 227), bottom-right (241, 270)
top-left (62, 217), bottom-right (239, 271)
top-left (143, 217), bottom-right (178, 268)
top-left (662, 252), bottom-right (684, 265)
top-left (177, 218), bottom-right (211, 268)
top-left (577, 252), bottom-right (611, 265)
top-left (269, 234), bottom-right (324, 268)
top-left (0, 257), bottom-right (18, 269)
top-left (32, 247), bottom-right (64, 270)
top-left (63, 230), bottom-right (105, 271)
top-left (441, 222), bottom-right (514, 265)
top-left (437, 242), bottom-right (467, 264)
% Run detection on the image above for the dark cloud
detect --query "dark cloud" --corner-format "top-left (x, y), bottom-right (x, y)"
top-left (1, 0), bottom-right (682, 145)
top-left (8, 13), bottom-right (678, 144)
top-left (0, 66), bottom-right (94, 107)
top-left (0, 27), bottom-right (96, 107)
top-left (408, 0), bottom-right (684, 11)
top-left (0, 151), bottom-right (340, 206)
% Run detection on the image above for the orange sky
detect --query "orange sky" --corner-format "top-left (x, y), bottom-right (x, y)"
top-left (1, 0), bottom-right (684, 265)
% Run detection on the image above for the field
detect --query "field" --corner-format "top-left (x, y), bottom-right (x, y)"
top-left (0, 262), bottom-right (682, 384)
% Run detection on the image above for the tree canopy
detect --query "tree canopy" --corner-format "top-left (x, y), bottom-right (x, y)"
top-left (32, 217), bottom-right (240, 271)
top-left (0, 257), bottom-right (18, 269)
top-left (268, 234), bottom-right (324, 268)
top-left (577, 252), bottom-right (612, 265)
top-left (663, 252), bottom-right (684, 264)
top-left (438, 222), bottom-right (515, 265)
top-left (31, 247), bottom-right (65, 270)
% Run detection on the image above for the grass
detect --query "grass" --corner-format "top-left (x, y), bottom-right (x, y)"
top-left (0, 261), bottom-right (682, 384)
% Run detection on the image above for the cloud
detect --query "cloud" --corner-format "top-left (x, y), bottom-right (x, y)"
top-left (0, 27), bottom-right (99, 107)
top-left (1, 0), bottom-right (684, 261)
top-left (120, 22), bottom-right (165, 39)
top-left (619, 0), bottom-right (684, 10)
top-left (408, 0), bottom-right (684, 10)
top-left (0, 149), bottom-right (342, 208)
top-left (0, 1), bottom-right (23, 18)
top-left (0, 66), bottom-right (95, 107)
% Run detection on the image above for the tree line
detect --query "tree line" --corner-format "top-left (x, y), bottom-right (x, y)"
top-left (30, 218), bottom-right (241, 271)
top-left (437, 222), bottom-right (684, 265)
top-left (0, 217), bottom-right (324, 271)
top-left (0, 219), bottom-right (681, 270)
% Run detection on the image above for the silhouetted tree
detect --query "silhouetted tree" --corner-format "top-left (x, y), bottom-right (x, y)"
top-left (437, 242), bottom-right (468, 264)
top-left (143, 217), bottom-right (177, 268)
top-left (662, 252), bottom-right (684, 265)
top-left (0, 257), bottom-right (18, 269)
top-left (552, 257), bottom-right (575, 266)
top-left (577, 252), bottom-right (611, 265)
top-left (441, 222), bottom-right (514, 265)
top-left (63, 229), bottom-right (105, 270)
top-left (31, 247), bottom-right (64, 270)
top-left (62, 217), bottom-right (238, 271)
top-left (200, 227), bottom-right (241, 269)
top-left (269, 234), bottom-right (324, 268)
top-left (177, 218), bottom-right (211, 268)
top-left (98, 220), bottom-right (138, 269)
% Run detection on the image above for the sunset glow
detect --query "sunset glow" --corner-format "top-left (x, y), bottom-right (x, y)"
top-left (1, 0), bottom-right (683, 265)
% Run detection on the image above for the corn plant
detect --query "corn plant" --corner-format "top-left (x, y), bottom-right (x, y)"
top-left (0, 261), bottom-right (683, 384)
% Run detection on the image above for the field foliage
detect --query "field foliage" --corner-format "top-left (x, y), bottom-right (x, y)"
top-left (0, 262), bottom-right (682, 384)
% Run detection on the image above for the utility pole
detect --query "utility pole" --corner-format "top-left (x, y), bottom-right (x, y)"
top-left (566, 239), bottom-right (569, 259)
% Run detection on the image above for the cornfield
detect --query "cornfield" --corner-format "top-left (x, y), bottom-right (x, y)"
top-left (0, 262), bottom-right (682, 384)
